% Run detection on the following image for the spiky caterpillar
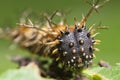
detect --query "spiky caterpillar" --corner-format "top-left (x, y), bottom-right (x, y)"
top-left (10, 0), bottom-right (108, 69)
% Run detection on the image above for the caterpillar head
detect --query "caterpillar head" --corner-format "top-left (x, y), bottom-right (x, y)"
top-left (56, 24), bottom-right (97, 68)
top-left (49, 0), bottom-right (108, 69)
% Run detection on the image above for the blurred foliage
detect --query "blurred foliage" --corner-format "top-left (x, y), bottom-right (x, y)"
top-left (0, 0), bottom-right (120, 76)
top-left (0, 64), bottom-right (120, 80)
top-left (83, 66), bottom-right (120, 80)
top-left (0, 62), bottom-right (54, 80)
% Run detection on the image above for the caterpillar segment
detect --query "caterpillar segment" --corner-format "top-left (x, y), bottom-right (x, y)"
top-left (10, 19), bottom-right (67, 56)
top-left (11, 25), bottom-right (49, 55)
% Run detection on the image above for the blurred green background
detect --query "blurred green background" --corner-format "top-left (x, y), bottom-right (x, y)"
top-left (0, 0), bottom-right (120, 74)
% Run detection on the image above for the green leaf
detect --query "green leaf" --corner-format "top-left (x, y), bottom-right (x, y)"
top-left (83, 66), bottom-right (120, 80)
top-left (0, 66), bottom-right (54, 80)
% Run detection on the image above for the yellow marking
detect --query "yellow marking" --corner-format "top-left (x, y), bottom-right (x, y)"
top-left (69, 42), bottom-right (74, 47)
top-left (92, 32), bottom-right (100, 37)
top-left (45, 40), bottom-right (60, 46)
top-left (56, 57), bottom-right (60, 61)
top-left (83, 53), bottom-right (86, 56)
top-left (79, 40), bottom-right (84, 45)
top-left (52, 48), bottom-right (58, 54)
top-left (89, 55), bottom-right (92, 58)
top-left (80, 47), bottom-right (84, 53)
top-left (94, 48), bottom-right (100, 51)
top-left (86, 55), bottom-right (88, 59)
top-left (89, 24), bottom-right (95, 32)
top-left (78, 57), bottom-right (82, 63)
top-left (63, 51), bottom-right (67, 56)
top-left (72, 49), bottom-right (76, 54)
top-left (94, 40), bottom-right (101, 45)
top-left (93, 54), bottom-right (96, 58)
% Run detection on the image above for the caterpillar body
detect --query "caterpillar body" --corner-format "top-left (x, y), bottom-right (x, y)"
top-left (10, 0), bottom-right (108, 69)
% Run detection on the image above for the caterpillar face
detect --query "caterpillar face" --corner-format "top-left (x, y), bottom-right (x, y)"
top-left (57, 25), bottom-right (94, 68)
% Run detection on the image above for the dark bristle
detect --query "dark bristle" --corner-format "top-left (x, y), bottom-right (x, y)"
top-left (87, 32), bottom-right (91, 38)
top-left (60, 30), bottom-right (65, 34)
top-left (77, 28), bottom-right (82, 32)
top-left (59, 40), bottom-right (63, 44)
top-left (75, 24), bottom-right (79, 29)
top-left (92, 40), bottom-right (95, 43)
top-left (65, 31), bottom-right (70, 35)
top-left (82, 26), bottom-right (86, 29)
top-left (89, 46), bottom-right (93, 52)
